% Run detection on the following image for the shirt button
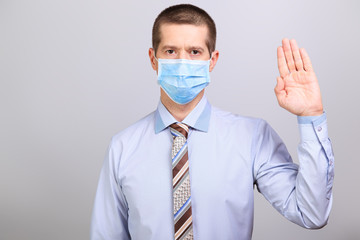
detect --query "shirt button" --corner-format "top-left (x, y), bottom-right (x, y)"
top-left (317, 126), bottom-right (322, 132)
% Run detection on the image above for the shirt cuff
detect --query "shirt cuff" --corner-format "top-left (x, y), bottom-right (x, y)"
top-left (298, 112), bottom-right (328, 142)
top-left (297, 112), bottom-right (326, 125)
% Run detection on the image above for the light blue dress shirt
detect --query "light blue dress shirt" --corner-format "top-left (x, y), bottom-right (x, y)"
top-left (90, 96), bottom-right (334, 240)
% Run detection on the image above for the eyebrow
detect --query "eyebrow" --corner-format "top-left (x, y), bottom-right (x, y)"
top-left (160, 45), bottom-right (180, 51)
top-left (160, 45), bottom-right (206, 52)
top-left (187, 46), bottom-right (205, 52)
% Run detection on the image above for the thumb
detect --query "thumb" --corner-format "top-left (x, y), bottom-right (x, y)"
top-left (274, 77), bottom-right (285, 95)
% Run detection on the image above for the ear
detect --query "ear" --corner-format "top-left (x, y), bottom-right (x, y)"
top-left (148, 48), bottom-right (158, 71)
top-left (209, 50), bottom-right (219, 72)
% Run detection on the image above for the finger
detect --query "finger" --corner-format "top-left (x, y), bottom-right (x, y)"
top-left (300, 48), bottom-right (313, 72)
top-left (277, 46), bottom-right (288, 78)
top-left (282, 38), bottom-right (296, 72)
top-left (290, 39), bottom-right (303, 71)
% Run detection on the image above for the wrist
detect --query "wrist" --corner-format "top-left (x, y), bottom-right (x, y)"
top-left (298, 106), bottom-right (324, 117)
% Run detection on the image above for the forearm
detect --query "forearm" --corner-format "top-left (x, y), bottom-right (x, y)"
top-left (294, 113), bottom-right (334, 228)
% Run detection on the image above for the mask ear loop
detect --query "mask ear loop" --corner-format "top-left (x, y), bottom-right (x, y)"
top-left (208, 52), bottom-right (214, 64)
top-left (208, 53), bottom-right (213, 66)
top-left (153, 51), bottom-right (159, 62)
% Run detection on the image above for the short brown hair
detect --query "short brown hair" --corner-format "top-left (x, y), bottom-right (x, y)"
top-left (152, 4), bottom-right (217, 55)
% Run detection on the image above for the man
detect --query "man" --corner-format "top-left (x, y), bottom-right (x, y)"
top-left (91, 4), bottom-right (334, 240)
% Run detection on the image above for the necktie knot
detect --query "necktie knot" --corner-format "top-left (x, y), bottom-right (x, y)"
top-left (170, 123), bottom-right (189, 139)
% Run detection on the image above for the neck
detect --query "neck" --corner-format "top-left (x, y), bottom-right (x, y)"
top-left (161, 89), bottom-right (204, 122)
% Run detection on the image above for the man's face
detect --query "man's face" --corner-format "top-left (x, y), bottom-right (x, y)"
top-left (149, 23), bottom-right (219, 72)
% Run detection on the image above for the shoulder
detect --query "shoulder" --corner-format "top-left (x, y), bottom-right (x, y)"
top-left (210, 105), bottom-right (267, 132)
top-left (101, 111), bottom-right (156, 175)
top-left (110, 111), bottom-right (156, 149)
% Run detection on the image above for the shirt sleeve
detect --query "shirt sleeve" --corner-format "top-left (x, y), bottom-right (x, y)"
top-left (253, 113), bottom-right (334, 229)
top-left (90, 138), bottom-right (131, 240)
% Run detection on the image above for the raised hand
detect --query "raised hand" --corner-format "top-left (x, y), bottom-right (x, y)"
top-left (275, 38), bottom-right (323, 116)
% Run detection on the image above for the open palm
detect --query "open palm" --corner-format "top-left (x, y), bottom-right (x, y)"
top-left (275, 39), bottom-right (323, 116)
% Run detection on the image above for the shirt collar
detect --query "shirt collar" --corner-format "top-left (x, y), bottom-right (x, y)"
top-left (155, 95), bottom-right (211, 134)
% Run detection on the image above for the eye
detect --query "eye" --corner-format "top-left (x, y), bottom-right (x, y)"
top-left (166, 50), bottom-right (175, 54)
top-left (191, 50), bottom-right (200, 55)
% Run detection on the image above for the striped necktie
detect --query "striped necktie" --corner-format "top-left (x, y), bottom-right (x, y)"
top-left (170, 123), bottom-right (193, 240)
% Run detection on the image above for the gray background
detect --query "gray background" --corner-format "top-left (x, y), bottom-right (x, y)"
top-left (1, 0), bottom-right (359, 239)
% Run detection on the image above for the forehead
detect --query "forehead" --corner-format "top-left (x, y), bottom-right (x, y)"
top-left (158, 23), bottom-right (208, 48)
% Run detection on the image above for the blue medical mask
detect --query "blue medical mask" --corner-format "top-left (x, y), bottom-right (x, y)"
top-left (155, 57), bottom-right (211, 105)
